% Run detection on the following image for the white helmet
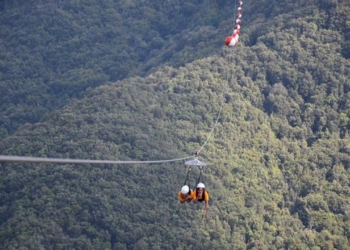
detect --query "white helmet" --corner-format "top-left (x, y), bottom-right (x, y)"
top-left (197, 183), bottom-right (205, 189)
top-left (181, 185), bottom-right (190, 194)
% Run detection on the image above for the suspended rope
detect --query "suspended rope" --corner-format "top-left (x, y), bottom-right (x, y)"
top-left (183, 166), bottom-right (192, 190)
top-left (197, 0), bottom-right (243, 155)
top-left (196, 167), bottom-right (204, 185)
top-left (0, 155), bottom-right (193, 165)
top-left (197, 73), bottom-right (229, 155)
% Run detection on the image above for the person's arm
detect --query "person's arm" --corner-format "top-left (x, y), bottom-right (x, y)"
top-left (204, 200), bottom-right (209, 210)
top-left (205, 200), bottom-right (209, 210)
top-left (202, 201), bottom-right (209, 217)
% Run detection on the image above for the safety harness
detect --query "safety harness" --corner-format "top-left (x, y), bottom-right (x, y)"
top-left (182, 150), bottom-right (208, 201)
top-left (195, 155), bottom-right (208, 202)
top-left (183, 166), bottom-right (192, 194)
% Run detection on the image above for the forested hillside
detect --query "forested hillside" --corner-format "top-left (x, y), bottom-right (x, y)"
top-left (1, 0), bottom-right (350, 249)
top-left (0, 0), bottom-right (225, 136)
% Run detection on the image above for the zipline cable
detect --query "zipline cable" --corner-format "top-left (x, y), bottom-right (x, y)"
top-left (198, 0), bottom-right (244, 155)
top-left (197, 73), bottom-right (229, 155)
top-left (0, 155), bottom-right (194, 165)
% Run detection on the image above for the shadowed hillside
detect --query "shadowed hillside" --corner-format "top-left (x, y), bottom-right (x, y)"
top-left (0, 0), bottom-right (227, 136)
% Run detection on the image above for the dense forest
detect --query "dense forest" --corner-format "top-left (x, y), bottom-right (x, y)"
top-left (1, 0), bottom-right (350, 249)
top-left (0, 0), bottom-right (226, 136)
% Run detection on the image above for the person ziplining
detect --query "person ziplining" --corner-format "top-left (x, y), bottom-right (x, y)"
top-left (193, 182), bottom-right (209, 217)
top-left (178, 185), bottom-right (194, 203)
top-left (178, 165), bottom-right (195, 203)
top-left (178, 155), bottom-right (210, 217)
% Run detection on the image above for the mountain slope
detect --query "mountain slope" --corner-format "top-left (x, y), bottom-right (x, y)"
top-left (0, 0), bottom-right (224, 136)
top-left (1, 0), bottom-right (350, 249)
top-left (1, 46), bottom-right (350, 249)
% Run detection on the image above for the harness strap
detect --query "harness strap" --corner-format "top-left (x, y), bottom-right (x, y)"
top-left (196, 166), bottom-right (204, 186)
top-left (183, 166), bottom-right (191, 191)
